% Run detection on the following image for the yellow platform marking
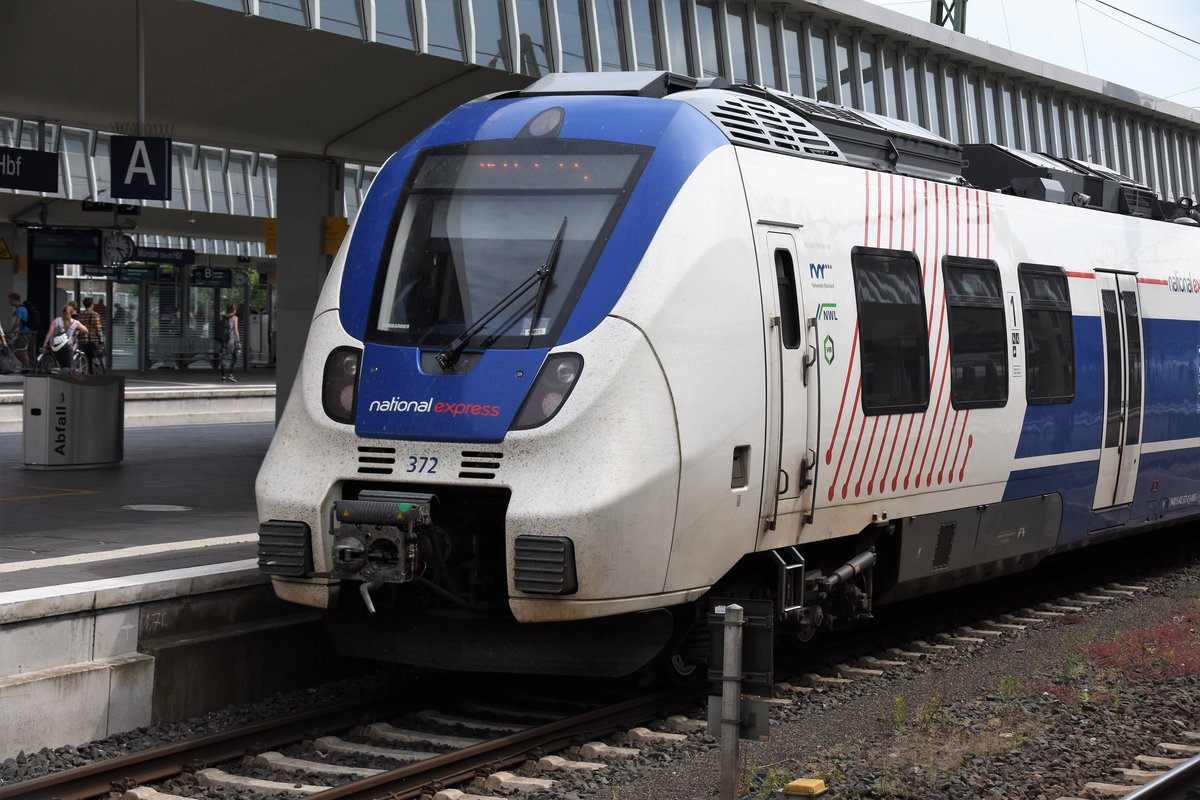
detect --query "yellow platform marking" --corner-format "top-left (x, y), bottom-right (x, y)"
top-left (0, 485), bottom-right (100, 502)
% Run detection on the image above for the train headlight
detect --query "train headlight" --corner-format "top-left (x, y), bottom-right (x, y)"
top-left (322, 346), bottom-right (361, 424)
top-left (511, 353), bottom-right (583, 430)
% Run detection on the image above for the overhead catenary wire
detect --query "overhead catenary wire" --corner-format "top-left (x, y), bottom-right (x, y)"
top-left (1165, 84), bottom-right (1200, 100)
top-left (1072, 0), bottom-right (1200, 104)
top-left (1085, 0), bottom-right (1200, 49)
top-left (1000, 0), bottom-right (1014, 51)
top-left (1076, 0), bottom-right (1200, 66)
top-left (1073, 0), bottom-right (1091, 73)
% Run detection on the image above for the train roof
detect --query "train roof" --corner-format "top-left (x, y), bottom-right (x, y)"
top-left (503, 71), bottom-right (1198, 228)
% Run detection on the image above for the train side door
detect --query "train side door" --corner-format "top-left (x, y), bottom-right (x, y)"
top-left (1093, 272), bottom-right (1145, 509)
top-left (761, 230), bottom-right (814, 531)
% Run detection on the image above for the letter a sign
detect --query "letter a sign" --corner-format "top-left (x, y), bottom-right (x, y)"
top-left (110, 136), bottom-right (172, 201)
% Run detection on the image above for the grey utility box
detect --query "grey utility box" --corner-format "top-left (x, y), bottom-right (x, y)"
top-left (23, 374), bottom-right (125, 469)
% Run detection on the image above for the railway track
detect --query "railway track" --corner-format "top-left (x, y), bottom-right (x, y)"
top-left (0, 691), bottom-right (418, 800)
top-left (1073, 749), bottom-right (1200, 800)
top-left (3, 538), bottom-right (1195, 800)
top-left (0, 682), bottom-right (703, 800)
top-left (2, 582), bottom-right (1177, 800)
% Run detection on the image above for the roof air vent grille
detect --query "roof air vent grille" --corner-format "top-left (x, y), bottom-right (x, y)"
top-left (677, 91), bottom-right (846, 164)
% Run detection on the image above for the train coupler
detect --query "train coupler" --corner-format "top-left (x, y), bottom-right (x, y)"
top-left (330, 490), bottom-right (436, 586)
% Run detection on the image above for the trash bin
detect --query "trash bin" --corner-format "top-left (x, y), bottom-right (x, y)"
top-left (23, 374), bottom-right (124, 469)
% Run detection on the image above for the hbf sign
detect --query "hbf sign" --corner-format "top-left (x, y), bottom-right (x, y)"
top-left (0, 146), bottom-right (59, 192)
top-left (111, 136), bottom-right (172, 201)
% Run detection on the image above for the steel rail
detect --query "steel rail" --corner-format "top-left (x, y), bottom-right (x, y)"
top-left (1119, 753), bottom-right (1200, 800)
top-left (0, 691), bottom-right (419, 800)
top-left (4, 535), bottom-right (1194, 800)
top-left (311, 685), bottom-right (703, 800)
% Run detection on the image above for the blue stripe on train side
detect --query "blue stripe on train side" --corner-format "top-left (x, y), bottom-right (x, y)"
top-left (1005, 313), bottom-right (1200, 545)
top-left (1002, 459), bottom-right (1097, 547)
top-left (1013, 315), bottom-right (1103, 458)
top-left (1142, 317), bottom-right (1200, 443)
top-left (1009, 314), bottom-right (1200, 457)
top-left (344, 95), bottom-right (729, 442)
top-left (1003, 445), bottom-right (1200, 549)
top-left (1135, 446), bottom-right (1200, 515)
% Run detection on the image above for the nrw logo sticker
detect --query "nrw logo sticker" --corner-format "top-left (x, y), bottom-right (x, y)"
top-left (809, 263), bottom-right (835, 289)
top-left (368, 396), bottom-right (501, 418)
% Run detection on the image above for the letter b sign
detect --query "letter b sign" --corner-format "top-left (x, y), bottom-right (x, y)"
top-left (111, 136), bottom-right (172, 201)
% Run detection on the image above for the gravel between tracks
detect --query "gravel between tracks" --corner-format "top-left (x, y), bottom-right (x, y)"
top-left (531, 558), bottom-right (1200, 800)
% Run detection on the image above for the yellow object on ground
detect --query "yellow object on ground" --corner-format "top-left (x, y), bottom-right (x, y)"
top-left (782, 777), bottom-right (828, 796)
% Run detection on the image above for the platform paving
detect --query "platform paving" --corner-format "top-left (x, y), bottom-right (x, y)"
top-left (1, 417), bottom-right (272, 590)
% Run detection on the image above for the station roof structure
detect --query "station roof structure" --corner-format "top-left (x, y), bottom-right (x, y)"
top-left (2, 0), bottom-right (1198, 248)
top-left (3, 0), bottom-right (528, 163)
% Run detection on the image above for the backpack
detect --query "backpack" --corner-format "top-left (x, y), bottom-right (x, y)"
top-left (215, 315), bottom-right (229, 344)
top-left (21, 301), bottom-right (40, 333)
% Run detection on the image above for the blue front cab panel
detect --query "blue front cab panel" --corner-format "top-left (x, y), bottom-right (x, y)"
top-left (340, 94), bottom-right (728, 443)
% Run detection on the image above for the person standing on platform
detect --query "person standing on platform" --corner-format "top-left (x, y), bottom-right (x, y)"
top-left (7, 293), bottom-right (35, 371)
top-left (41, 304), bottom-right (87, 375)
top-left (219, 303), bottom-right (241, 383)
top-left (77, 297), bottom-right (105, 374)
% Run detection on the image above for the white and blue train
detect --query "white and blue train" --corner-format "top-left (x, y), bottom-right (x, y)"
top-left (256, 72), bottom-right (1200, 676)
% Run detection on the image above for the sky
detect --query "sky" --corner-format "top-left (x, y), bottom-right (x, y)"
top-left (862, 0), bottom-right (1200, 110)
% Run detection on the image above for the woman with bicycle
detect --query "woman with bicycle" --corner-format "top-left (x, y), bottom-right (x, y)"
top-left (40, 304), bottom-right (87, 375)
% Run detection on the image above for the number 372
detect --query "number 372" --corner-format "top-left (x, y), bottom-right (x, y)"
top-left (407, 456), bottom-right (438, 474)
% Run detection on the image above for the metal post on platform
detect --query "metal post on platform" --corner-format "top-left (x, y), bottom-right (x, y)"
top-left (719, 603), bottom-right (744, 800)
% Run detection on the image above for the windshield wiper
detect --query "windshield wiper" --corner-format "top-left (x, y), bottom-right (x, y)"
top-left (524, 216), bottom-right (567, 348)
top-left (434, 216), bottom-right (569, 372)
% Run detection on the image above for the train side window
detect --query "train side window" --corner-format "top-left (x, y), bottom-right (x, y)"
top-left (1018, 264), bottom-right (1075, 404)
top-left (851, 248), bottom-right (929, 415)
top-left (943, 257), bottom-right (1007, 409)
top-left (775, 249), bottom-right (801, 349)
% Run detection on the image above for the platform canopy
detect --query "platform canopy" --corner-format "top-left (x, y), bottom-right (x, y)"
top-left (2, 0), bottom-right (529, 165)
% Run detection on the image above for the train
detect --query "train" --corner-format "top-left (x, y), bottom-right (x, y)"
top-left (255, 71), bottom-right (1200, 677)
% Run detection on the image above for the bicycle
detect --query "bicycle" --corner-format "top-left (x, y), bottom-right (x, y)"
top-left (34, 347), bottom-right (89, 376)
top-left (80, 341), bottom-right (107, 375)
top-left (5, 330), bottom-right (34, 373)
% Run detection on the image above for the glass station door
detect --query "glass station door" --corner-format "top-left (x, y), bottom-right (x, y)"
top-left (110, 282), bottom-right (142, 370)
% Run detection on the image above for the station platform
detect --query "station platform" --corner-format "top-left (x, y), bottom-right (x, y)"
top-left (0, 417), bottom-right (272, 596)
top-left (0, 384), bottom-right (344, 757)
top-left (0, 368), bottom-right (277, 606)
top-left (0, 367), bottom-right (278, 611)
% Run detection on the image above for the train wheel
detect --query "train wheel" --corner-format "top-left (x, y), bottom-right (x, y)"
top-left (668, 653), bottom-right (700, 678)
top-left (654, 608), bottom-right (708, 685)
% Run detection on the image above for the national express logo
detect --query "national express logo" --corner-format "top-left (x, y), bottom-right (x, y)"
top-left (1169, 273), bottom-right (1200, 294)
top-left (368, 397), bottom-right (502, 418)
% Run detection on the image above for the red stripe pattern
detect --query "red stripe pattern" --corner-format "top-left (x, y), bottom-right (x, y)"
top-left (825, 174), bottom-right (992, 502)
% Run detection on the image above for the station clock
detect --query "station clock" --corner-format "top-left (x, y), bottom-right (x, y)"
top-left (103, 231), bottom-right (136, 265)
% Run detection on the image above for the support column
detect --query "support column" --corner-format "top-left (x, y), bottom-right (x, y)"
top-left (275, 156), bottom-right (340, 422)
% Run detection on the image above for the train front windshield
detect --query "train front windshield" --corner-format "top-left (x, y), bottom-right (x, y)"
top-left (371, 140), bottom-right (650, 350)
